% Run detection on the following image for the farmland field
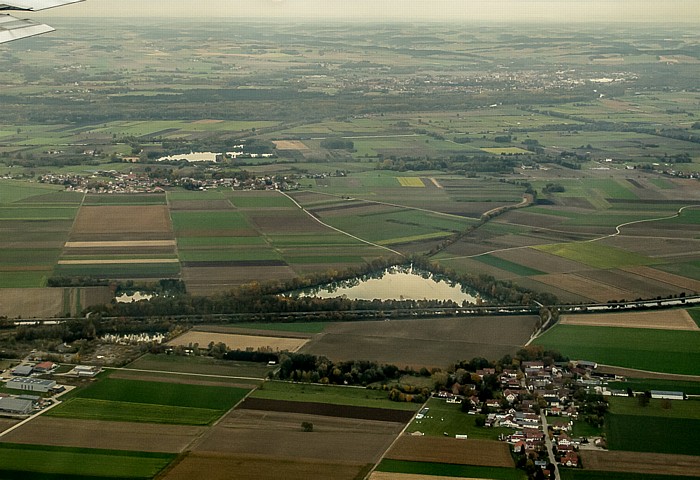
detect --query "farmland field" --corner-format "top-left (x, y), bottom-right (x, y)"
top-left (385, 436), bottom-right (514, 468)
top-left (0, 443), bottom-right (175, 479)
top-left (125, 353), bottom-right (272, 379)
top-left (559, 310), bottom-right (699, 331)
top-left (533, 325), bottom-right (700, 375)
top-left (376, 459), bottom-right (526, 480)
top-left (169, 331), bottom-right (309, 352)
top-left (578, 450), bottom-right (700, 478)
top-left (301, 316), bottom-right (538, 368)
top-left (249, 382), bottom-right (420, 412)
top-left (1, 417), bottom-right (203, 453)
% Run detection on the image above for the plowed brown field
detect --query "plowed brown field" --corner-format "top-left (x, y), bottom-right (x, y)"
top-left (71, 206), bottom-right (172, 237)
top-left (385, 436), bottom-right (514, 468)
top-left (163, 453), bottom-right (368, 480)
top-left (561, 310), bottom-right (699, 331)
top-left (580, 450), bottom-right (700, 477)
top-left (1, 417), bottom-right (203, 452)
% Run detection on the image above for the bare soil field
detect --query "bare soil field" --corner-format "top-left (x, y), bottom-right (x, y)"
top-left (183, 265), bottom-right (298, 295)
top-left (0, 288), bottom-right (64, 318)
top-left (534, 273), bottom-right (634, 303)
top-left (195, 324), bottom-right (312, 339)
top-left (247, 212), bottom-right (330, 234)
top-left (239, 398), bottom-right (414, 423)
top-left (169, 331), bottom-right (308, 352)
top-left (370, 474), bottom-right (487, 480)
top-left (580, 450), bottom-right (700, 477)
top-left (64, 240), bottom-right (177, 248)
top-left (603, 236), bottom-right (700, 258)
top-left (622, 266), bottom-right (700, 293)
top-left (70, 206), bottom-right (173, 238)
top-left (301, 316), bottom-right (537, 368)
top-left (169, 200), bottom-right (233, 210)
top-left (386, 436), bottom-right (514, 468)
top-left (163, 453), bottom-right (368, 480)
top-left (493, 248), bottom-right (591, 274)
top-left (575, 269), bottom-right (681, 299)
top-left (515, 277), bottom-right (595, 304)
top-left (194, 408), bottom-right (402, 464)
top-left (273, 140), bottom-right (309, 150)
top-left (1, 417), bottom-right (203, 453)
top-left (0, 418), bottom-right (19, 434)
top-left (561, 310), bottom-right (698, 331)
top-left (109, 371), bottom-right (258, 388)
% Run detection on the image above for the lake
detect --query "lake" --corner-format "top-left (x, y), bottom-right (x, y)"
top-left (302, 266), bottom-right (480, 303)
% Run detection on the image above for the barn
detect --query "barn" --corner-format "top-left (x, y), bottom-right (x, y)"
top-left (0, 397), bottom-right (33, 415)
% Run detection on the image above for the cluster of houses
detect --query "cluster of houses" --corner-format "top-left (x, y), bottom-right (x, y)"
top-left (435, 360), bottom-right (633, 469)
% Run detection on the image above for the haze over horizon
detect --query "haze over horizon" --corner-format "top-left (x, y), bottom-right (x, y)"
top-left (43, 0), bottom-right (699, 23)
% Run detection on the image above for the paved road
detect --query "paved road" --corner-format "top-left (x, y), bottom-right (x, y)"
top-left (540, 413), bottom-right (561, 480)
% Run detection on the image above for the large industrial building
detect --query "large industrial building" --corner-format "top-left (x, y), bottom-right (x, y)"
top-left (0, 396), bottom-right (33, 415)
top-left (5, 377), bottom-right (56, 393)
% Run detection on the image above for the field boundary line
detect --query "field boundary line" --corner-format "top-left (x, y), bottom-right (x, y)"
top-left (362, 397), bottom-right (427, 480)
top-left (585, 204), bottom-right (700, 243)
top-left (278, 191), bottom-right (405, 257)
top-left (104, 366), bottom-right (265, 382)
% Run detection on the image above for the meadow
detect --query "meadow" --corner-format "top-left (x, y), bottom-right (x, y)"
top-left (0, 443), bottom-right (175, 480)
top-left (407, 397), bottom-right (512, 440)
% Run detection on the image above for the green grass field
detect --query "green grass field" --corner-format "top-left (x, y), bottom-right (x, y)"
top-left (407, 397), bottom-right (512, 440)
top-left (473, 254), bottom-right (544, 276)
top-left (535, 242), bottom-right (656, 269)
top-left (376, 459), bottom-right (526, 480)
top-left (608, 396), bottom-right (700, 420)
top-left (46, 398), bottom-right (222, 425)
top-left (561, 471), bottom-right (695, 480)
top-left (170, 210), bottom-right (250, 231)
top-left (0, 443), bottom-right (175, 479)
top-left (606, 413), bottom-right (700, 456)
top-left (73, 377), bottom-right (249, 410)
top-left (252, 381), bottom-right (419, 411)
top-left (125, 353), bottom-right (272, 378)
top-left (533, 325), bottom-right (700, 375)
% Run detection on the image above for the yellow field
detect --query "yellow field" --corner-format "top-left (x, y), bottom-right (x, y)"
top-left (169, 331), bottom-right (308, 352)
top-left (397, 177), bottom-right (425, 187)
top-left (560, 310), bottom-right (699, 331)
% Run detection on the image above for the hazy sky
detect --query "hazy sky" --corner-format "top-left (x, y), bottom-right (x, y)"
top-left (43, 0), bottom-right (699, 23)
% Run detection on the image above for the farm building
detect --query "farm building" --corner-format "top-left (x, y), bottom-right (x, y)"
top-left (6, 377), bottom-right (56, 393)
top-left (0, 396), bottom-right (33, 415)
top-left (650, 390), bottom-right (684, 400)
top-left (70, 365), bottom-right (101, 377)
top-left (33, 362), bottom-right (57, 373)
top-left (10, 365), bottom-right (33, 376)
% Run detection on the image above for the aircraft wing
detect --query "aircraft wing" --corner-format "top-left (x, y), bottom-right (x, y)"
top-left (0, 0), bottom-right (83, 44)
top-left (0, 0), bottom-right (83, 12)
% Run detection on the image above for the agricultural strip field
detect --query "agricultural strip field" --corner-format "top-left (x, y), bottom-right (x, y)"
top-left (125, 353), bottom-right (273, 379)
top-left (0, 417), bottom-right (203, 453)
top-left (560, 310), bottom-right (699, 331)
top-left (46, 378), bottom-right (250, 425)
top-left (376, 459), bottom-right (526, 480)
top-left (163, 453), bottom-right (371, 480)
top-left (301, 316), bottom-right (538, 368)
top-left (0, 443), bottom-right (175, 480)
top-left (240, 397), bottom-right (416, 421)
top-left (168, 331), bottom-right (309, 352)
top-left (534, 325), bottom-right (700, 375)
top-left (385, 436), bottom-right (514, 468)
top-left (535, 242), bottom-right (656, 270)
top-left (579, 450), bottom-right (700, 478)
top-left (249, 381), bottom-right (420, 412)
